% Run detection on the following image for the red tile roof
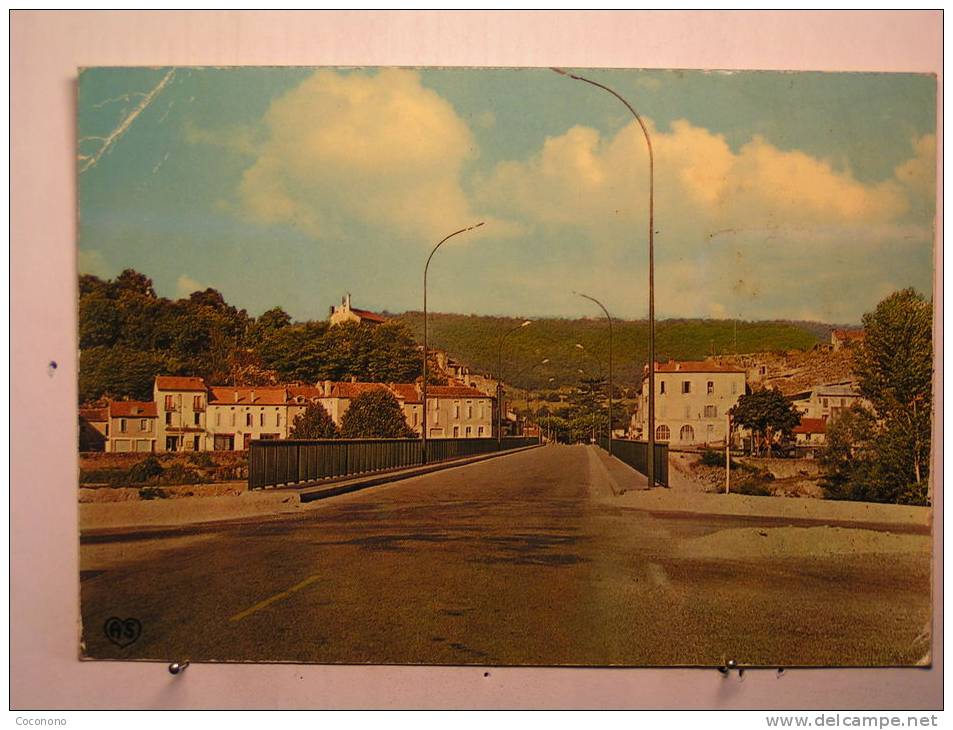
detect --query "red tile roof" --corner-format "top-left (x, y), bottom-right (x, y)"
top-left (794, 417), bottom-right (827, 435)
top-left (155, 376), bottom-right (207, 392)
top-left (288, 385), bottom-right (327, 401)
top-left (654, 360), bottom-right (746, 374)
top-left (390, 383), bottom-right (422, 404)
top-left (427, 385), bottom-right (493, 399)
top-left (328, 382), bottom-right (391, 399)
top-left (351, 307), bottom-right (387, 323)
top-left (79, 407), bottom-right (109, 422)
top-left (208, 386), bottom-right (288, 406)
top-left (109, 401), bottom-right (157, 418)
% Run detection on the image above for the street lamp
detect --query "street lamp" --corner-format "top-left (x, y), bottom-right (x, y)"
top-left (422, 221), bottom-right (484, 462)
top-left (497, 320), bottom-right (532, 445)
top-left (552, 68), bottom-right (657, 488)
top-left (574, 291), bottom-right (614, 455)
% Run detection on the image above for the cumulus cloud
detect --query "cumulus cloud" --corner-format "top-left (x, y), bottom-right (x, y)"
top-left (176, 274), bottom-right (207, 297)
top-left (78, 249), bottom-right (112, 278)
top-left (473, 119), bottom-right (934, 322)
top-left (236, 69), bottom-right (505, 241)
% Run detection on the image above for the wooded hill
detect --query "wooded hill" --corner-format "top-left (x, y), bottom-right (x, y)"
top-left (396, 312), bottom-right (823, 390)
top-left (79, 269), bottom-right (828, 403)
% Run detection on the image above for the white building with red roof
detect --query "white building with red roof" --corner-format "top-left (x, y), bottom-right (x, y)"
top-left (107, 401), bottom-right (157, 453)
top-left (635, 360), bottom-right (747, 446)
top-left (154, 375), bottom-right (208, 453)
top-left (328, 293), bottom-right (387, 327)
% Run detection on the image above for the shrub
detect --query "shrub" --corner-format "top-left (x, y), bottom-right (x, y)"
top-left (187, 451), bottom-right (216, 468)
top-left (138, 486), bottom-right (168, 500)
top-left (127, 456), bottom-right (164, 483)
top-left (159, 464), bottom-right (202, 485)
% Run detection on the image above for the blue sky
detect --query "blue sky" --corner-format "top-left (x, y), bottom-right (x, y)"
top-left (78, 67), bottom-right (936, 324)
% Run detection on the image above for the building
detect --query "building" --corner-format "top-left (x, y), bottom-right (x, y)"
top-left (635, 360), bottom-right (747, 447)
top-left (106, 401), bottom-right (157, 453)
top-left (328, 293), bottom-right (387, 327)
top-left (96, 375), bottom-right (496, 452)
top-left (795, 382), bottom-right (868, 421)
top-left (206, 386), bottom-right (291, 450)
top-left (793, 417), bottom-right (827, 446)
top-left (831, 328), bottom-right (864, 351)
top-left (423, 385), bottom-right (493, 439)
top-left (154, 376), bottom-right (208, 452)
top-left (79, 406), bottom-right (109, 451)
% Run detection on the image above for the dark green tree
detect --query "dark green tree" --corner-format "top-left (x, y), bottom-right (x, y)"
top-left (854, 288), bottom-right (932, 493)
top-left (820, 404), bottom-right (880, 502)
top-left (729, 387), bottom-right (801, 456)
top-left (339, 389), bottom-right (415, 439)
top-left (289, 402), bottom-right (339, 439)
top-left (79, 346), bottom-right (169, 403)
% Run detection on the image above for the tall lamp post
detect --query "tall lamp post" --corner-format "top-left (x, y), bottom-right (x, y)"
top-left (497, 320), bottom-right (532, 445)
top-left (552, 68), bottom-right (657, 488)
top-left (422, 222), bottom-right (484, 462)
top-left (573, 290), bottom-right (614, 454)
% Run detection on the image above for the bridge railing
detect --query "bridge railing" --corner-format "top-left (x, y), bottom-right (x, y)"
top-left (597, 437), bottom-right (669, 487)
top-left (249, 436), bottom-right (538, 490)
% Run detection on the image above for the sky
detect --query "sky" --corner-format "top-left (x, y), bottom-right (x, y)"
top-left (78, 67), bottom-right (936, 324)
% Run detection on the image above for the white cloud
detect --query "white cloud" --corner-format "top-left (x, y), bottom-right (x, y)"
top-left (176, 274), bottom-right (207, 298)
top-left (236, 69), bottom-right (509, 242)
top-left (78, 249), bottom-right (112, 278)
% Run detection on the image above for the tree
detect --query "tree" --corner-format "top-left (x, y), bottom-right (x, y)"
top-left (339, 389), bottom-right (415, 439)
top-left (820, 404), bottom-right (880, 502)
top-left (289, 402), bottom-right (339, 439)
top-left (854, 288), bottom-right (932, 490)
top-left (729, 387), bottom-right (801, 456)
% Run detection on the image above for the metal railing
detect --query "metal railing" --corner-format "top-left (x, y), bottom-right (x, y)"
top-left (249, 436), bottom-right (538, 490)
top-left (597, 437), bottom-right (669, 486)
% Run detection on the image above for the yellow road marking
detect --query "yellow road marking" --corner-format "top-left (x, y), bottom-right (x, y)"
top-left (229, 575), bottom-right (322, 622)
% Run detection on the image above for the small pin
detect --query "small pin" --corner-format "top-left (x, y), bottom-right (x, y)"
top-left (169, 661), bottom-right (190, 675)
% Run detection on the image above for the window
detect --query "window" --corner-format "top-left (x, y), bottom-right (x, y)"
top-left (823, 398), bottom-right (829, 408)
top-left (165, 412), bottom-right (172, 425)
top-left (164, 395), bottom-right (174, 410)
top-left (193, 435), bottom-right (201, 451)
top-left (656, 425), bottom-right (671, 441)
top-left (412, 412), bottom-right (418, 426)
top-left (193, 412), bottom-right (201, 426)
top-left (193, 395), bottom-right (203, 410)
top-left (465, 426), bottom-right (472, 437)
top-left (479, 405), bottom-right (485, 419)
top-left (216, 412), bottom-right (221, 426)
top-left (230, 411), bottom-right (236, 426)
top-left (246, 413), bottom-right (252, 427)
top-left (731, 382), bottom-right (737, 395)
top-left (659, 381), bottom-right (666, 395)
top-left (454, 402), bottom-right (460, 419)
top-left (680, 425), bottom-right (695, 443)
top-left (140, 418), bottom-right (148, 431)
top-left (259, 412), bottom-right (265, 427)
top-left (467, 404), bottom-right (473, 419)
top-left (681, 381), bottom-right (691, 394)
top-left (453, 426), bottom-right (460, 437)
top-left (704, 405), bottom-right (718, 418)
top-left (120, 418), bottom-right (127, 433)
top-left (707, 381), bottom-right (714, 395)
top-left (276, 412), bottom-right (282, 427)
top-left (478, 426), bottom-right (484, 436)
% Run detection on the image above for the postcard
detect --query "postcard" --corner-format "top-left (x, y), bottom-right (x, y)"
top-left (77, 66), bottom-right (935, 666)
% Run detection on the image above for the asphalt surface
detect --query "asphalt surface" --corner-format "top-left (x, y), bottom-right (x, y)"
top-left (80, 445), bottom-right (931, 666)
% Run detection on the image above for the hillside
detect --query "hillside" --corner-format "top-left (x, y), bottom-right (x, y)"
top-left (396, 312), bottom-right (823, 390)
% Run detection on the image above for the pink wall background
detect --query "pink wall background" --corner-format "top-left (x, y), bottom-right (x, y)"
top-left (10, 11), bottom-right (943, 709)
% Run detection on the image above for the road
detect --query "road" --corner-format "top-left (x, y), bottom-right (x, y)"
top-left (80, 445), bottom-right (931, 666)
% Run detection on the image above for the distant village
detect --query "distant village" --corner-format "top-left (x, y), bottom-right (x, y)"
top-left (79, 293), bottom-right (867, 456)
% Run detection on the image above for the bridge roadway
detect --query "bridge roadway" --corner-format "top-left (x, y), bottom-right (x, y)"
top-left (80, 444), bottom-right (931, 666)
